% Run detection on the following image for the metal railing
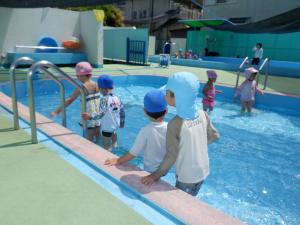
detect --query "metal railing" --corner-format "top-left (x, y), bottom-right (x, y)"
top-left (234, 56), bottom-right (249, 89)
top-left (10, 57), bottom-right (34, 130)
top-left (256, 58), bottom-right (270, 90)
top-left (27, 60), bottom-right (87, 143)
top-left (235, 57), bottom-right (270, 90)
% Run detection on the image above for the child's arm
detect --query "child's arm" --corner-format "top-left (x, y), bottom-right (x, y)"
top-left (234, 80), bottom-right (246, 99)
top-left (202, 83), bottom-right (210, 97)
top-left (105, 153), bottom-right (135, 166)
top-left (204, 112), bottom-right (220, 144)
top-left (142, 118), bottom-right (181, 185)
top-left (255, 85), bottom-right (264, 95)
top-left (106, 127), bottom-right (146, 166)
top-left (50, 88), bottom-right (80, 116)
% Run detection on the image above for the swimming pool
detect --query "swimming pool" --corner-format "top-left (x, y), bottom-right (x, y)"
top-left (1, 75), bottom-right (300, 225)
top-left (148, 55), bottom-right (300, 78)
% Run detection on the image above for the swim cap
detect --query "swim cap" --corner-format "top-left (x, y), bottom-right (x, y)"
top-left (245, 67), bottom-right (258, 79)
top-left (207, 70), bottom-right (218, 79)
top-left (97, 75), bottom-right (113, 89)
top-left (75, 62), bottom-right (92, 76)
top-left (165, 72), bottom-right (199, 120)
top-left (144, 90), bottom-right (167, 113)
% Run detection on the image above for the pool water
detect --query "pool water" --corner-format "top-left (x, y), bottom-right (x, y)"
top-left (17, 80), bottom-right (300, 225)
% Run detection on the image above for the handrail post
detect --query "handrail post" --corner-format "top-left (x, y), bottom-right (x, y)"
top-left (38, 67), bottom-right (67, 127)
top-left (257, 58), bottom-right (269, 87)
top-left (9, 57), bottom-right (35, 130)
top-left (27, 70), bottom-right (38, 144)
top-left (263, 59), bottom-right (270, 90)
top-left (235, 56), bottom-right (248, 89)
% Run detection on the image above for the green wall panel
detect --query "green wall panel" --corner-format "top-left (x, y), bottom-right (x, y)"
top-left (187, 30), bottom-right (300, 61)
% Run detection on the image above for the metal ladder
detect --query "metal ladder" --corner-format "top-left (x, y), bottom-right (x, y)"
top-left (235, 57), bottom-right (270, 90)
top-left (10, 58), bottom-right (87, 144)
top-left (10, 58), bottom-right (68, 143)
top-left (27, 60), bottom-right (88, 144)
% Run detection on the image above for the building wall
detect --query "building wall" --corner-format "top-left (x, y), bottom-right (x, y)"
top-left (186, 30), bottom-right (300, 62)
top-left (203, 0), bottom-right (300, 23)
top-left (122, 0), bottom-right (171, 21)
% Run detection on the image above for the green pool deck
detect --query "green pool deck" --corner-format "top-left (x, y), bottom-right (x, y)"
top-left (1, 63), bottom-right (300, 96)
top-left (0, 114), bottom-right (151, 225)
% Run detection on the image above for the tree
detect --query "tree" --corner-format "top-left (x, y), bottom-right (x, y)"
top-left (65, 4), bottom-right (124, 27)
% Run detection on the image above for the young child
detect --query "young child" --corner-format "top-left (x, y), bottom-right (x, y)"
top-left (50, 61), bottom-right (101, 142)
top-left (142, 72), bottom-right (219, 196)
top-left (234, 67), bottom-right (264, 113)
top-left (252, 43), bottom-right (263, 65)
top-left (82, 75), bottom-right (125, 151)
top-left (105, 89), bottom-right (167, 172)
top-left (202, 70), bottom-right (222, 112)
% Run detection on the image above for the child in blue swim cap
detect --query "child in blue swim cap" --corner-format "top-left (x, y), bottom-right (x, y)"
top-left (104, 89), bottom-right (168, 173)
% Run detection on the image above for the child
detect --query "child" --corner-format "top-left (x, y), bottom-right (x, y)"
top-left (105, 89), bottom-right (167, 172)
top-left (50, 61), bottom-right (101, 142)
top-left (252, 43), bottom-right (263, 65)
top-left (234, 67), bottom-right (264, 113)
top-left (202, 70), bottom-right (222, 112)
top-left (142, 72), bottom-right (219, 196)
top-left (82, 75), bottom-right (125, 151)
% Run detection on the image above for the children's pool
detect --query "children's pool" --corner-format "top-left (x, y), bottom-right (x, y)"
top-left (1, 75), bottom-right (300, 225)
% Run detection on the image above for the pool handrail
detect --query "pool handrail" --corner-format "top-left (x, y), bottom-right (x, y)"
top-left (234, 56), bottom-right (249, 89)
top-left (38, 67), bottom-right (67, 127)
top-left (257, 58), bottom-right (270, 90)
top-left (26, 62), bottom-right (67, 144)
top-left (9, 57), bottom-right (35, 130)
top-left (27, 60), bottom-right (87, 143)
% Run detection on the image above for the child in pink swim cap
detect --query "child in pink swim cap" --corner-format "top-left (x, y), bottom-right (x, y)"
top-left (202, 70), bottom-right (222, 112)
top-left (234, 67), bottom-right (264, 113)
top-left (50, 62), bottom-right (101, 142)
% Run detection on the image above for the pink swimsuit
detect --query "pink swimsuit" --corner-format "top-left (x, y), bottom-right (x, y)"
top-left (202, 85), bottom-right (216, 107)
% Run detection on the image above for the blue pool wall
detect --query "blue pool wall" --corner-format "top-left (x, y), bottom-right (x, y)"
top-left (148, 55), bottom-right (300, 78)
top-left (0, 75), bottom-right (299, 116)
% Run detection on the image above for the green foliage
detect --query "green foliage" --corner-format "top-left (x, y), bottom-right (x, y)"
top-left (65, 4), bottom-right (124, 27)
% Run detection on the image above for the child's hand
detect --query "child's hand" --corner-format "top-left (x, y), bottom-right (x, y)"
top-left (104, 158), bottom-right (119, 166)
top-left (82, 113), bottom-right (91, 120)
top-left (141, 174), bottom-right (156, 186)
top-left (50, 111), bottom-right (58, 117)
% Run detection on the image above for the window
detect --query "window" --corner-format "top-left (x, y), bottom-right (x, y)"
top-left (133, 11), bottom-right (137, 20)
top-left (139, 10), bottom-right (147, 19)
top-left (143, 10), bottom-right (147, 18)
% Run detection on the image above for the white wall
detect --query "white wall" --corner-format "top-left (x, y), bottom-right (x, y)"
top-left (0, 7), bottom-right (103, 66)
top-left (0, 7), bottom-right (80, 54)
top-left (80, 11), bottom-right (103, 67)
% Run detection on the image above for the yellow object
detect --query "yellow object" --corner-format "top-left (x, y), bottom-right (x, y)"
top-left (93, 10), bottom-right (105, 22)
